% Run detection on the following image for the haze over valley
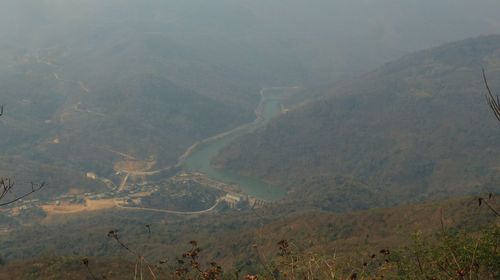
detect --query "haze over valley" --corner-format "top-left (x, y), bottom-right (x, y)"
top-left (0, 1), bottom-right (499, 279)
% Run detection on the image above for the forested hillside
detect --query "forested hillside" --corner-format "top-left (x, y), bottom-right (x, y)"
top-left (0, 2), bottom-right (499, 278)
top-left (0, 195), bottom-right (498, 278)
top-left (1, 1), bottom-right (500, 198)
top-left (216, 35), bottom-right (500, 209)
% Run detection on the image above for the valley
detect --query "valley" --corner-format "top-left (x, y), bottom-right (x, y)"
top-left (1, 2), bottom-right (500, 278)
top-left (181, 86), bottom-right (301, 201)
top-left (215, 35), bottom-right (500, 208)
top-left (1, 86), bottom-right (299, 219)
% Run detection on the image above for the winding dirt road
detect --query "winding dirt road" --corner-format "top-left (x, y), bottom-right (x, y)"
top-left (114, 197), bottom-right (222, 215)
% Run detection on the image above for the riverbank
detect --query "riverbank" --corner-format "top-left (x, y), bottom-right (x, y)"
top-left (180, 87), bottom-right (299, 201)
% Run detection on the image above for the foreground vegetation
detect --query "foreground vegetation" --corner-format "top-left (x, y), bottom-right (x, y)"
top-left (0, 225), bottom-right (497, 279)
top-left (0, 195), bottom-right (497, 279)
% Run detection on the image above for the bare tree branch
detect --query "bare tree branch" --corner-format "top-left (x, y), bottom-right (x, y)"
top-left (477, 195), bottom-right (499, 217)
top-left (0, 179), bottom-right (45, 207)
top-left (82, 258), bottom-right (99, 280)
top-left (482, 69), bottom-right (500, 122)
top-left (0, 177), bottom-right (14, 202)
top-left (106, 229), bottom-right (158, 280)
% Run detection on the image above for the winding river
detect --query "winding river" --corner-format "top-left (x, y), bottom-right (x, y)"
top-left (180, 87), bottom-right (297, 201)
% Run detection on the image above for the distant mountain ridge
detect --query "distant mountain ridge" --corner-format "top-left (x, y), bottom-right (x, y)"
top-left (215, 35), bottom-right (500, 209)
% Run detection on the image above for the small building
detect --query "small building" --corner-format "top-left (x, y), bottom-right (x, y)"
top-left (225, 194), bottom-right (242, 202)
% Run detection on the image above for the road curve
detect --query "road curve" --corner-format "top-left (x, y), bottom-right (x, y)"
top-left (114, 198), bottom-right (222, 215)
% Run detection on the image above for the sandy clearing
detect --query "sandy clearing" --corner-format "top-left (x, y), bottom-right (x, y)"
top-left (41, 199), bottom-right (116, 215)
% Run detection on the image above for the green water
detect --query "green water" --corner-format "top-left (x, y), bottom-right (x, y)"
top-left (182, 88), bottom-right (291, 201)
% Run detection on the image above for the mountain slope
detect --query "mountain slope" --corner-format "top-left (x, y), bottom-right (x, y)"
top-left (215, 35), bottom-right (500, 207)
top-left (0, 195), bottom-right (497, 272)
top-left (2, 1), bottom-right (500, 198)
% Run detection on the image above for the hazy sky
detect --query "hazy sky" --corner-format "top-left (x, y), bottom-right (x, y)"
top-left (1, 0), bottom-right (499, 81)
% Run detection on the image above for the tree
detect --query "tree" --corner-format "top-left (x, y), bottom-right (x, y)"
top-left (0, 178), bottom-right (44, 206)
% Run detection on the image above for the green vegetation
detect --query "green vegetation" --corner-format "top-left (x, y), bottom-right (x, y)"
top-left (1, 1), bottom-right (500, 199)
top-left (0, 195), bottom-right (497, 271)
top-left (183, 87), bottom-right (297, 201)
top-left (215, 35), bottom-right (500, 210)
top-left (0, 62), bottom-right (249, 198)
top-left (393, 225), bottom-right (499, 279)
top-left (139, 181), bottom-right (222, 212)
top-left (0, 210), bottom-right (497, 279)
top-left (1, 3), bottom-right (500, 278)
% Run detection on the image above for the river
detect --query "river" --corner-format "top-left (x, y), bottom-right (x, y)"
top-left (181, 87), bottom-right (297, 201)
